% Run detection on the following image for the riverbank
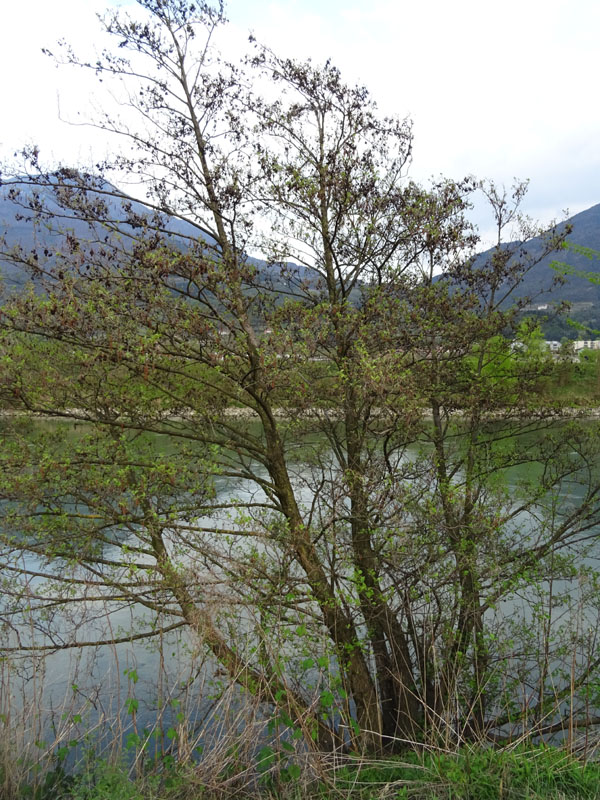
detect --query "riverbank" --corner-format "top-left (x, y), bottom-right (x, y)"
top-left (5, 404), bottom-right (600, 422)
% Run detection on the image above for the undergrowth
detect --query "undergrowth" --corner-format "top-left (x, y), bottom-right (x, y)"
top-left (7, 744), bottom-right (600, 800)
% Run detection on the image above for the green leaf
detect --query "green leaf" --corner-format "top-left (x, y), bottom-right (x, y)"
top-left (320, 690), bottom-right (334, 708)
top-left (125, 697), bottom-right (139, 715)
top-left (126, 732), bottom-right (140, 749)
top-left (124, 667), bottom-right (139, 684)
top-left (257, 745), bottom-right (276, 772)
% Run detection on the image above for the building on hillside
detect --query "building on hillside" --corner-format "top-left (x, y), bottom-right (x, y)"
top-left (573, 340), bottom-right (600, 353)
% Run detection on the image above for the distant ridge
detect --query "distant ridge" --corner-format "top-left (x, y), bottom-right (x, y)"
top-left (2, 180), bottom-right (600, 311)
top-left (0, 179), bottom-right (312, 293)
top-left (0, 178), bottom-right (213, 291)
top-left (486, 202), bottom-right (600, 305)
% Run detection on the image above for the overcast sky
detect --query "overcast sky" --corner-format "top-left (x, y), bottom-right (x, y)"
top-left (1, 0), bottom-right (598, 234)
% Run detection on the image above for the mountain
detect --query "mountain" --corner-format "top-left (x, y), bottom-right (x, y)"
top-left (2, 179), bottom-right (600, 318)
top-left (464, 202), bottom-right (600, 339)
top-left (0, 178), bottom-right (314, 295)
top-left (0, 178), bottom-right (213, 291)
top-left (490, 202), bottom-right (600, 305)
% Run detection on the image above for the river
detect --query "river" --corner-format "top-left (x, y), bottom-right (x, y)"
top-left (1, 415), bottom-right (600, 762)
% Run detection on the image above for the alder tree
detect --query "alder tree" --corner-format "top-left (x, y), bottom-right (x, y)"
top-left (1, 0), bottom-right (599, 754)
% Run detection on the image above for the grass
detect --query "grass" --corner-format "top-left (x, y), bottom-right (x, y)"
top-left (8, 744), bottom-right (600, 800)
top-left (329, 746), bottom-right (600, 799)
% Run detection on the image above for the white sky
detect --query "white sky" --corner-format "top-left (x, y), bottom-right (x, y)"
top-left (1, 0), bottom-right (599, 234)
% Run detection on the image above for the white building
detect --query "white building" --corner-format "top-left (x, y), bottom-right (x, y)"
top-left (573, 340), bottom-right (600, 352)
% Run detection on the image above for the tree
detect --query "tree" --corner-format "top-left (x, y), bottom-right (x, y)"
top-left (1, 0), bottom-right (600, 757)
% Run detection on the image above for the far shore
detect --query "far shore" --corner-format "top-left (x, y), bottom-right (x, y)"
top-left (3, 405), bottom-right (600, 422)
